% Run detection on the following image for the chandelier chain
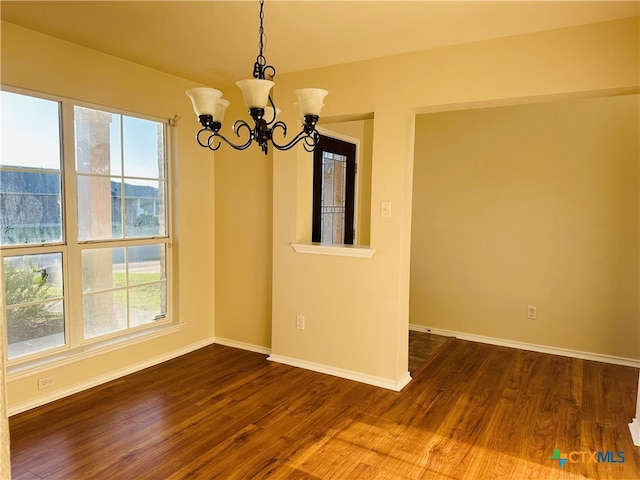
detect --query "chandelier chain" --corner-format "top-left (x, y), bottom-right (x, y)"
top-left (253, 0), bottom-right (269, 77)
top-left (258, 0), bottom-right (265, 60)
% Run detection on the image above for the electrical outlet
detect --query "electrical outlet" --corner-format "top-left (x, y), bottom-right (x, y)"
top-left (380, 201), bottom-right (392, 218)
top-left (38, 375), bottom-right (56, 390)
top-left (296, 315), bottom-right (305, 330)
top-left (527, 306), bottom-right (537, 320)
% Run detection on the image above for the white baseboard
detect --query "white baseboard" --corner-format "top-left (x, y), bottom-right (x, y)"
top-left (268, 354), bottom-right (412, 392)
top-left (409, 324), bottom-right (640, 368)
top-left (214, 338), bottom-right (411, 391)
top-left (629, 418), bottom-right (640, 447)
top-left (8, 337), bottom-right (216, 416)
top-left (213, 337), bottom-right (271, 355)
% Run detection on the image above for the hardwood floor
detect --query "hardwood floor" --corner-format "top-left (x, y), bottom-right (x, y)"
top-left (9, 339), bottom-right (640, 479)
top-left (408, 330), bottom-right (449, 373)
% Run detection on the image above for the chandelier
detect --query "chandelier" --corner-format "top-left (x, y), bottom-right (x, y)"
top-left (186, 0), bottom-right (328, 155)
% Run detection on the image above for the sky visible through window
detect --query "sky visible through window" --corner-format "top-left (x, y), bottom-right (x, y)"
top-left (1, 91), bottom-right (61, 170)
top-left (122, 115), bottom-right (163, 180)
top-left (1, 91), bottom-right (163, 181)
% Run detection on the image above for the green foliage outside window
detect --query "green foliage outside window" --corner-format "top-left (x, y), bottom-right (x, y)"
top-left (4, 265), bottom-right (63, 344)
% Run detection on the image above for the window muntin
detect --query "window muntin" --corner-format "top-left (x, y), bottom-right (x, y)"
top-left (1, 91), bottom-right (63, 246)
top-left (1, 89), bottom-right (171, 363)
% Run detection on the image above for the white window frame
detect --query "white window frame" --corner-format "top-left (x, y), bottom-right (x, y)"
top-left (1, 86), bottom-right (175, 369)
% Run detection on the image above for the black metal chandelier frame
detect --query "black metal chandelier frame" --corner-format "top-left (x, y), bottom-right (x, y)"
top-left (194, 0), bottom-right (321, 155)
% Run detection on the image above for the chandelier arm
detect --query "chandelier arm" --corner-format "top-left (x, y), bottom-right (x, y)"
top-left (301, 131), bottom-right (321, 152)
top-left (196, 128), bottom-right (220, 150)
top-left (206, 133), bottom-right (223, 151)
top-left (229, 120), bottom-right (256, 149)
top-left (265, 96), bottom-right (278, 126)
top-left (195, 121), bottom-right (255, 152)
top-left (209, 132), bottom-right (253, 151)
top-left (270, 120), bottom-right (287, 138)
top-left (270, 126), bottom-right (319, 152)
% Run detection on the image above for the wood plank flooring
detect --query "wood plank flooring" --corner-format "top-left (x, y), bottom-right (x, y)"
top-left (9, 338), bottom-right (640, 479)
top-left (408, 330), bottom-right (449, 373)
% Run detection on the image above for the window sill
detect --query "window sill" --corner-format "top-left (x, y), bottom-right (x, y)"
top-left (7, 322), bottom-right (183, 380)
top-left (291, 243), bottom-right (375, 259)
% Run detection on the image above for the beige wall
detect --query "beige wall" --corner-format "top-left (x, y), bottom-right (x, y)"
top-left (213, 86), bottom-right (273, 348)
top-left (411, 95), bottom-right (640, 359)
top-left (214, 17), bottom-right (639, 385)
top-left (1, 22), bottom-right (216, 409)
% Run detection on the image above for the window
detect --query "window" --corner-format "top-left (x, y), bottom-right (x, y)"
top-left (312, 134), bottom-right (356, 244)
top-left (1, 89), bottom-right (171, 362)
top-left (1, 92), bottom-right (63, 245)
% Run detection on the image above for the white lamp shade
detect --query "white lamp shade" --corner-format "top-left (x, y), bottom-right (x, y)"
top-left (294, 88), bottom-right (328, 116)
top-left (236, 79), bottom-right (274, 108)
top-left (293, 102), bottom-right (305, 123)
top-left (186, 87), bottom-right (223, 116)
top-left (214, 99), bottom-right (230, 124)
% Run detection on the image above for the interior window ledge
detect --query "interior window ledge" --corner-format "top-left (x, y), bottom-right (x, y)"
top-left (7, 322), bottom-right (183, 380)
top-left (291, 243), bottom-right (375, 258)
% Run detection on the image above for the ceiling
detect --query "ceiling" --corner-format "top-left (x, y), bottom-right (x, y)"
top-left (2, 1), bottom-right (639, 87)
